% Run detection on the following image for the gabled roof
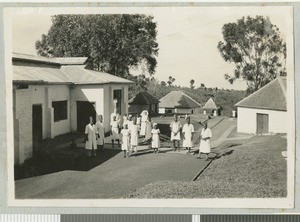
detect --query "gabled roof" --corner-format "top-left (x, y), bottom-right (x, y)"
top-left (12, 53), bottom-right (133, 85)
top-left (235, 77), bottom-right (286, 111)
top-left (203, 98), bottom-right (218, 110)
top-left (129, 91), bottom-right (160, 105)
top-left (159, 91), bottom-right (201, 108)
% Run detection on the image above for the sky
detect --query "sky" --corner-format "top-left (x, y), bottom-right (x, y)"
top-left (12, 6), bottom-right (290, 90)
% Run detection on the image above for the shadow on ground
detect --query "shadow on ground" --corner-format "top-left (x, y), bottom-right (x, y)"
top-left (14, 148), bottom-right (121, 180)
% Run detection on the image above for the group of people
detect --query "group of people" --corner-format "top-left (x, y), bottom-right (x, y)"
top-left (110, 109), bottom-right (160, 157)
top-left (84, 109), bottom-right (212, 160)
top-left (170, 114), bottom-right (212, 160)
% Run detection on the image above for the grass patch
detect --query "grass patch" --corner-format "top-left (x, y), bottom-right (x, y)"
top-left (125, 134), bottom-right (287, 198)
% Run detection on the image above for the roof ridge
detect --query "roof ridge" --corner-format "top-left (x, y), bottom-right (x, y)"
top-left (235, 78), bottom-right (278, 106)
top-left (181, 91), bottom-right (201, 106)
top-left (277, 77), bottom-right (287, 100)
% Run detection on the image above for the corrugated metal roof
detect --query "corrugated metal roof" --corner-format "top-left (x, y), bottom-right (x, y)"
top-left (235, 77), bottom-right (286, 111)
top-left (55, 57), bottom-right (87, 65)
top-left (13, 53), bottom-right (60, 65)
top-left (129, 91), bottom-right (160, 105)
top-left (159, 91), bottom-right (201, 108)
top-left (203, 98), bottom-right (218, 110)
top-left (61, 66), bottom-right (133, 85)
top-left (13, 62), bottom-right (72, 84)
top-left (12, 53), bottom-right (133, 85)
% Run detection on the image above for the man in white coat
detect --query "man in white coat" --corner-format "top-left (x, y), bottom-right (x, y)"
top-left (170, 114), bottom-right (182, 151)
top-left (95, 114), bottom-right (105, 152)
top-left (85, 116), bottom-right (97, 157)
top-left (197, 122), bottom-right (212, 161)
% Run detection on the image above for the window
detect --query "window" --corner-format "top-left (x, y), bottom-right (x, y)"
top-left (113, 89), bottom-right (122, 115)
top-left (52, 100), bottom-right (68, 122)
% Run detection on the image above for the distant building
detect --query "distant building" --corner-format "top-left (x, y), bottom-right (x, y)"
top-left (235, 77), bottom-right (286, 134)
top-left (13, 53), bottom-right (132, 165)
top-left (128, 91), bottom-right (160, 115)
top-left (159, 91), bottom-right (201, 114)
top-left (202, 97), bottom-right (219, 115)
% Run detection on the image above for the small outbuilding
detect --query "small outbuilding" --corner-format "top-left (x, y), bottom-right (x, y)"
top-left (159, 91), bottom-right (201, 115)
top-left (202, 97), bottom-right (219, 116)
top-left (235, 77), bottom-right (287, 134)
top-left (128, 91), bottom-right (160, 115)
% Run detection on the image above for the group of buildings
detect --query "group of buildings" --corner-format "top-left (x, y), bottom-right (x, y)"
top-left (12, 53), bottom-right (287, 165)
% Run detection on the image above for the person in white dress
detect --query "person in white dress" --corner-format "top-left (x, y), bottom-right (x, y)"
top-left (85, 116), bottom-right (97, 157)
top-left (122, 113), bottom-right (128, 128)
top-left (197, 122), bottom-right (212, 160)
top-left (121, 124), bottom-right (131, 158)
top-left (182, 116), bottom-right (194, 154)
top-left (110, 116), bottom-right (120, 148)
top-left (140, 110), bottom-right (148, 136)
top-left (111, 108), bottom-right (121, 124)
top-left (151, 123), bottom-right (160, 154)
top-left (130, 117), bottom-right (139, 154)
top-left (170, 114), bottom-right (182, 151)
top-left (127, 115), bottom-right (134, 131)
top-left (95, 115), bottom-right (105, 152)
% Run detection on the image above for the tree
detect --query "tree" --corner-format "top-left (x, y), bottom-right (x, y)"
top-left (218, 16), bottom-right (286, 93)
top-left (190, 79), bottom-right (195, 89)
top-left (200, 83), bottom-right (205, 88)
top-left (167, 76), bottom-right (176, 86)
top-left (36, 14), bottom-right (159, 77)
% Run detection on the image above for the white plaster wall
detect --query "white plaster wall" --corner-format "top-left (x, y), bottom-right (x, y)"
top-left (176, 108), bottom-right (193, 114)
top-left (14, 87), bottom-right (32, 165)
top-left (159, 108), bottom-right (165, 114)
top-left (48, 85), bottom-right (70, 138)
top-left (70, 85), bottom-right (105, 131)
top-left (237, 107), bottom-right (287, 134)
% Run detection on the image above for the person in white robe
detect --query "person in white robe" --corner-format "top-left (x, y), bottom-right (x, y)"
top-left (121, 124), bottom-right (131, 158)
top-left (85, 116), bottom-right (97, 157)
top-left (110, 116), bottom-right (120, 148)
top-left (126, 115), bottom-right (134, 131)
top-left (197, 122), bottom-right (212, 160)
top-left (140, 110), bottom-right (148, 136)
top-left (130, 117), bottom-right (139, 154)
top-left (111, 108), bottom-right (121, 124)
top-left (122, 113), bottom-right (128, 128)
top-left (95, 115), bottom-right (105, 152)
top-left (170, 114), bottom-right (182, 151)
top-left (182, 116), bottom-right (194, 154)
top-left (151, 123), bottom-right (160, 154)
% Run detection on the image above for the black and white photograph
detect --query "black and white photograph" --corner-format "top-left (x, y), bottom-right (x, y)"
top-left (5, 5), bottom-right (295, 208)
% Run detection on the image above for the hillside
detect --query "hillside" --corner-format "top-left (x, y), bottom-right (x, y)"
top-left (129, 77), bottom-right (246, 116)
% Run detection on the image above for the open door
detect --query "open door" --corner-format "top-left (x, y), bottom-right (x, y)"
top-left (32, 104), bottom-right (43, 152)
top-left (77, 101), bottom-right (96, 132)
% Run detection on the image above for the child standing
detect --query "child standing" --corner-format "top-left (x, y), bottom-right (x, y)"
top-left (151, 123), bottom-right (160, 154)
top-left (121, 124), bottom-right (131, 158)
top-left (130, 117), bottom-right (139, 154)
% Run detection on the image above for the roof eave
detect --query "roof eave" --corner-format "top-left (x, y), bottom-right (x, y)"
top-left (13, 80), bottom-right (72, 85)
top-left (235, 105), bottom-right (287, 112)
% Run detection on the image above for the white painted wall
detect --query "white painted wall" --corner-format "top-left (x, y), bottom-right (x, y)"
top-left (48, 85), bottom-right (70, 138)
top-left (71, 84), bottom-right (129, 132)
top-left (14, 84), bottom-right (71, 164)
top-left (237, 107), bottom-right (287, 134)
top-left (159, 108), bottom-right (165, 114)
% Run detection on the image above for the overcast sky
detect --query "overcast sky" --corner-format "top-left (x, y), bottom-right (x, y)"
top-left (12, 6), bottom-right (290, 90)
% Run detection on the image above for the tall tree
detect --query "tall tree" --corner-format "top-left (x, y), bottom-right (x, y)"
top-left (167, 76), bottom-right (175, 86)
top-left (190, 79), bottom-right (195, 89)
top-left (36, 14), bottom-right (159, 77)
top-left (217, 16), bottom-right (286, 93)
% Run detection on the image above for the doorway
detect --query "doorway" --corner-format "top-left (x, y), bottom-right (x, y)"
top-left (256, 113), bottom-right (269, 134)
top-left (32, 104), bottom-right (43, 152)
top-left (77, 101), bottom-right (96, 132)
